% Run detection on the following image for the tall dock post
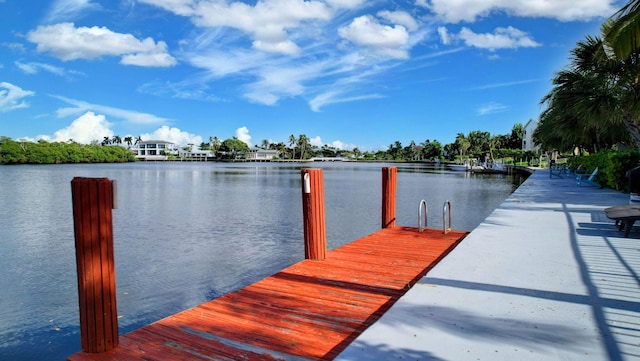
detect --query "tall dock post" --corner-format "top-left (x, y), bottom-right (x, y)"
top-left (301, 169), bottom-right (326, 260)
top-left (71, 177), bottom-right (119, 353)
top-left (382, 167), bottom-right (397, 228)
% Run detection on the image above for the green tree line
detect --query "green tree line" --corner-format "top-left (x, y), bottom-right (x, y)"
top-left (202, 123), bottom-right (527, 162)
top-left (0, 137), bottom-right (136, 164)
top-left (1, 121), bottom-right (528, 164)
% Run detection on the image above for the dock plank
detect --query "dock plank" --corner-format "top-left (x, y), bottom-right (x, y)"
top-left (68, 226), bottom-right (467, 361)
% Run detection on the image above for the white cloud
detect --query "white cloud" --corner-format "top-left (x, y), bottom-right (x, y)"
top-left (140, 1), bottom-right (423, 110)
top-left (137, 80), bottom-right (222, 102)
top-left (468, 79), bottom-right (540, 90)
top-left (15, 61), bottom-right (84, 78)
top-left (309, 90), bottom-right (384, 112)
top-left (141, 0), bottom-right (334, 55)
top-left (27, 22), bottom-right (177, 67)
top-left (235, 126), bottom-right (252, 146)
top-left (48, 111), bottom-right (114, 143)
top-left (437, 26), bottom-right (450, 45)
top-left (324, 0), bottom-right (365, 9)
top-left (52, 95), bottom-right (168, 125)
top-left (0, 82), bottom-right (35, 112)
top-left (309, 136), bottom-right (356, 150)
top-left (140, 125), bottom-right (203, 147)
top-left (339, 15), bottom-right (410, 59)
top-left (329, 140), bottom-right (356, 150)
top-left (422, 0), bottom-right (616, 23)
top-left (243, 61), bottom-right (326, 105)
top-left (377, 10), bottom-right (419, 32)
top-left (44, 0), bottom-right (101, 23)
top-left (477, 102), bottom-right (508, 115)
top-left (439, 26), bottom-right (541, 51)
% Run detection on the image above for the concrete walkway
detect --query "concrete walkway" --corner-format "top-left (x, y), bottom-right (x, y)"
top-left (337, 169), bottom-right (640, 361)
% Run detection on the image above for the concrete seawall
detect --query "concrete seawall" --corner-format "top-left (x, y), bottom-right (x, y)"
top-left (338, 169), bottom-right (640, 361)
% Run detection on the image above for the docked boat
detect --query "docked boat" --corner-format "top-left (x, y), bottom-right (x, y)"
top-left (448, 158), bottom-right (473, 171)
top-left (448, 164), bottom-right (470, 171)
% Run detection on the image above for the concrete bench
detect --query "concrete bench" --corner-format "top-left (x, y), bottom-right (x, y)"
top-left (604, 204), bottom-right (640, 237)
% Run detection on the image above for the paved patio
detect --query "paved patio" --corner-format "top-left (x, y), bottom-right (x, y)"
top-left (337, 169), bottom-right (640, 361)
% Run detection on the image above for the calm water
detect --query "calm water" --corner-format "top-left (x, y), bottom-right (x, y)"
top-left (0, 162), bottom-right (526, 360)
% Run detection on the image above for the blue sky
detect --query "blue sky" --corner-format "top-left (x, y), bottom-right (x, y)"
top-left (0, 0), bottom-right (624, 151)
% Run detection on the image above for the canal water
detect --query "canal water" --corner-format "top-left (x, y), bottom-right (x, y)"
top-left (0, 162), bottom-right (526, 360)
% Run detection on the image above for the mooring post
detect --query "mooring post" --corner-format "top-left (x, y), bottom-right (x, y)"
top-left (301, 169), bottom-right (326, 260)
top-left (71, 177), bottom-right (119, 353)
top-left (382, 167), bottom-right (397, 228)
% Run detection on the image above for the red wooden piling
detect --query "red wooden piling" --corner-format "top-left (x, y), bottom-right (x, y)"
top-left (71, 177), bottom-right (119, 353)
top-left (382, 167), bottom-right (397, 228)
top-left (301, 169), bottom-right (326, 260)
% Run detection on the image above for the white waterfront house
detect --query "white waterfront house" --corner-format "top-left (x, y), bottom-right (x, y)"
top-left (179, 148), bottom-right (214, 160)
top-left (246, 147), bottom-right (280, 160)
top-left (131, 140), bottom-right (178, 160)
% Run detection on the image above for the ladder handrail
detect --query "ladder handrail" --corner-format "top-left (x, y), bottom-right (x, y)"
top-left (443, 200), bottom-right (452, 234)
top-left (418, 199), bottom-right (428, 232)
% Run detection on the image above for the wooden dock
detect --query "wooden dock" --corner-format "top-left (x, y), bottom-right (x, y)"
top-left (68, 226), bottom-right (467, 361)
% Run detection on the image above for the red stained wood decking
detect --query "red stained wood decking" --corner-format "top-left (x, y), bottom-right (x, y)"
top-left (68, 226), bottom-right (467, 361)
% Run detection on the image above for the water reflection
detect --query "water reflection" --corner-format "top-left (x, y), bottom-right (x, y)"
top-left (0, 162), bottom-right (523, 360)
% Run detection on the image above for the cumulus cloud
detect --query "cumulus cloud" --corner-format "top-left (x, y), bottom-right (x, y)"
top-left (422, 0), bottom-right (616, 23)
top-left (339, 15), bottom-right (410, 59)
top-left (0, 82), bottom-right (35, 112)
top-left (309, 136), bottom-right (323, 147)
top-left (47, 111), bottom-right (114, 143)
top-left (141, 0), bottom-right (334, 56)
top-left (438, 26), bottom-right (541, 51)
top-left (140, 125), bottom-right (203, 147)
top-left (235, 126), bottom-right (252, 146)
top-left (377, 10), bottom-right (419, 32)
top-left (309, 136), bottom-right (357, 150)
top-left (27, 22), bottom-right (177, 67)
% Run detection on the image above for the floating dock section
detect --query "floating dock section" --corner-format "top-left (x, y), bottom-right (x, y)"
top-left (68, 226), bottom-right (466, 360)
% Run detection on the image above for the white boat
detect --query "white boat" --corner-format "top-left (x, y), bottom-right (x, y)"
top-left (448, 164), bottom-right (470, 171)
top-left (448, 158), bottom-right (473, 171)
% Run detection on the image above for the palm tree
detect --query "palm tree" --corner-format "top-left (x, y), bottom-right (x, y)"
top-left (538, 35), bottom-right (638, 150)
top-left (454, 133), bottom-right (470, 157)
top-left (298, 134), bottom-right (309, 160)
top-left (603, 0), bottom-right (640, 59)
top-left (212, 136), bottom-right (221, 156)
top-left (135, 136), bottom-right (142, 145)
top-left (352, 147), bottom-right (361, 160)
top-left (102, 136), bottom-right (111, 146)
top-left (288, 134), bottom-right (297, 159)
top-left (112, 135), bottom-right (122, 145)
top-left (124, 136), bottom-right (133, 148)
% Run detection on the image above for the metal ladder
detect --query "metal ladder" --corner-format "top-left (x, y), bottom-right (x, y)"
top-left (418, 199), bottom-right (452, 234)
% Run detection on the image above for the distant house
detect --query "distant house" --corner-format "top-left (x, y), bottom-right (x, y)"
top-left (522, 119), bottom-right (540, 152)
top-left (179, 148), bottom-right (214, 160)
top-left (130, 140), bottom-right (178, 160)
top-left (246, 147), bottom-right (280, 160)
